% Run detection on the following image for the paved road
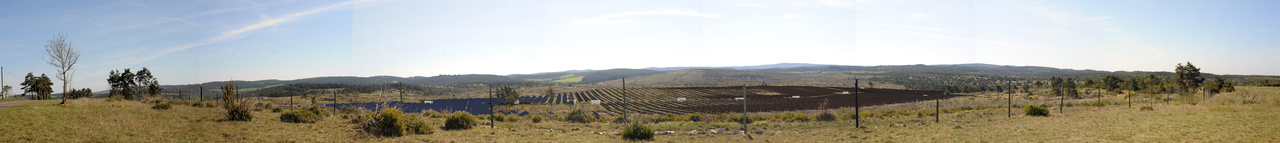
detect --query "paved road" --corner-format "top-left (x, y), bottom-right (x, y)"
top-left (0, 100), bottom-right (39, 110)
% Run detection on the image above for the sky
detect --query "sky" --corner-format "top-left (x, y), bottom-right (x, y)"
top-left (1, 0), bottom-right (1279, 95)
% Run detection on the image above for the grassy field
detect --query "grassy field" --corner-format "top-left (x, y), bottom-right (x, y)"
top-left (1, 86), bottom-right (1277, 142)
top-left (0, 98), bottom-right (29, 102)
top-left (552, 76), bottom-right (584, 83)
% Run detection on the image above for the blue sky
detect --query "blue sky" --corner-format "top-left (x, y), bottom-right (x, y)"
top-left (1, 0), bottom-right (1279, 94)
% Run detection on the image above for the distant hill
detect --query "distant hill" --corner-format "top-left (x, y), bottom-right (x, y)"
top-left (642, 63), bottom-right (831, 71)
top-left (611, 69), bottom-right (857, 85)
top-left (509, 68), bottom-right (664, 84)
top-left (159, 74), bottom-right (532, 92)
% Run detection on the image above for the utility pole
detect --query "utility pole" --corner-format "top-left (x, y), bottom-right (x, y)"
top-left (333, 91), bottom-right (337, 114)
top-left (854, 79), bottom-right (860, 128)
top-left (743, 84), bottom-right (752, 139)
top-left (199, 86), bottom-right (203, 103)
top-left (623, 77), bottom-right (627, 123)
top-left (399, 82), bottom-right (404, 104)
top-left (1008, 83), bottom-right (1012, 118)
top-left (935, 93), bottom-right (940, 123)
top-left (488, 84), bottom-right (494, 134)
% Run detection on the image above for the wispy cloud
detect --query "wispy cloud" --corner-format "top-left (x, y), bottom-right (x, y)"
top-left (93, 0), bottom-right (379, 68)
top-left (909, 32), bottom-right (1034, 49)
top-left (101, 4), bottom-right (264, 35)
top-left (574, 9), bottom-right (723, 25)
top-left (733, 3), bottom-right (772, 8)
top-left (865, 23), bottom-right (968, 33)
top-left (817, 0), bottom-right (852, 8)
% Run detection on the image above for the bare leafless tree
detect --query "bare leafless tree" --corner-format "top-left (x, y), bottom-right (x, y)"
top-left (45, 33), bottom-right (80, 105)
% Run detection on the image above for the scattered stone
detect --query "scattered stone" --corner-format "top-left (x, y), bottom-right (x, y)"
top-left (752, 129), bottom-right (764, 134)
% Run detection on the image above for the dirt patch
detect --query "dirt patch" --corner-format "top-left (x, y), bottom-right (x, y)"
top-left (0, 100), bottom-right (40, 110)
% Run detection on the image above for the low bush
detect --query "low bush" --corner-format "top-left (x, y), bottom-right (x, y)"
top-left (621, 122), bottom-right (654, 140)
top-left (271, 107), bottom-right (284, 113)
top-left (107, 96), bottom-right (125, 102)
top-left (815, 112), bottom-right (837, 122)
top-left (152, 102), bottom-right (172, 110)
top-left (422, 110), bottom-right (443, 118)
top-left (564, 110), bottom-right (589, 123)
top-left (1025, 105), bottom-right (1049, 116)
top-left (687, 113), bottom-right (703, 122)
top-left (444, 111), bottom-right (476, 130)
top-left (529, 114), bottom-right (545, 123)
top-left (405, 113), bottom-right (434, 135)
top-left (281, 110), bottom-right (321, 123)
top-left (365, 108), bottom-right (407, 136)
top-left (1140, 106), bottom-right (1154, 111)
top-left (504, 114), bottom-right (520, 122)
top-left (227, 108), bottom-right (253, 121)
top-left (301, 106), bottom-right (332, 117)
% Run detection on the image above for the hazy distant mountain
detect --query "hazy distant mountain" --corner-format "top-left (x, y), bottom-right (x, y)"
top-left (642, 63), bottom-right (831, 71)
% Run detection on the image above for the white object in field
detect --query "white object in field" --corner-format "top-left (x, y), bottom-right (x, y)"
top-left (514, 100), bottom-right (520, 104)
top-left (792, 96), bottom-right (800, 98)
top-left (590, 100), bottom-right (601, 104)
top-left (677, 98), bottom-right (686, 102)
top-left (839, 91), bottom-right (851, 94)
top-left (734, 97), bottom-right (744, 100)
top-left (423, 101), bottom-right (433, 104)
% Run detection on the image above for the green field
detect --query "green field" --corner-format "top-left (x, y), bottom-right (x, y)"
top-left (551, 76), bottom-right (584, 83)
top-left (1, 86), bottom-right (1277, 142)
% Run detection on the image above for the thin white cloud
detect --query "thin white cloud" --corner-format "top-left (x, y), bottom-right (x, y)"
top-left (909, 32), bottom-right (1034, 49)
top-left (817, 0), bottom-right (852, 8)
top-left (93, 0), bottom-right (378, 68)
top-left (733, 3), bottom-right (772, 8)
top-left (865, 23), bottom-right (968, 33)
top-left (574, 9), bottom-right (723, 25)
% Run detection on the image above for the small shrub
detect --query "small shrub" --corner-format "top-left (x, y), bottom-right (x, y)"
top-left (1025, 105), bottom-right (1049, 116)
top-left (444, 111), bottom-right (476, 130)
top-left (687, 113), bottom-right (703, 122)
top-left (107, 96), bottom-right (125, 102)
top-left (227, 108), bottom-right (253, 121)
top-left (565, 110), bottom-right (588, 123)
top-left (405, 114), bottom-right (434, 134)
top-left (530, 114), bottom-right (545, 123)
top-left (1140, 106), bottom-right (1154, 111)
top-left (271, 107), bottom-right (284, 113)
top-left (621, 122), bottom-right (654, 140)
top-left (422, 110), bottom-right (443, 118)
top-left (281, 110), bottom-right (321, 123)
top-left (492, 113), bottom-right (506, 122)
top-left (152, 102), bottom-right (172, 110)
top-left (504, 114), bottom-right (520, 122)
top-left (302, 106), bottom-right (332, 117)
top-left (815, 112), bottom-right (837, 122)
top-left (366, 108), bottom-right (407, 136)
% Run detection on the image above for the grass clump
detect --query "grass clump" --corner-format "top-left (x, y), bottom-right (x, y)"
top-left (356, 107), bottom-right (431, 136)
top-left (280, 110), bottom-right (321, 123)
top-left (815, 112), bottom-right (838, 122)
top-left (221, 81), bottom-right (253, 121)
top-left (1025, 105), bottom-right (1050, 116)
top-left (1140, 106), bottom-right (1154, 111)
top-left (444, 111), bottom-right (476, 130)
top-left (530, 114), bottom-right (545, 123)
top-left (565, 109), bottom-right (589, 123)
top-left (151, 102), bottom-right (172, 110)
top-left (621, 122), bottom-right (654, 141)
